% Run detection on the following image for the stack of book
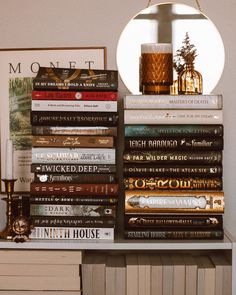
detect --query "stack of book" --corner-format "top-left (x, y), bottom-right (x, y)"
top-left (123, 94), bottom-right (224, 239)
top-left (29, 66), bottom-right (119, 240)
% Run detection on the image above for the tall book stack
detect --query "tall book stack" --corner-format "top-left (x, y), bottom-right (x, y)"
top-left (123, 94), bottom-right (224, 239)
top-left (29, 66), bottom-right (119, 240)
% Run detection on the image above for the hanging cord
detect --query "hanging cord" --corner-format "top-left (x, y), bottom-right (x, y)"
top-left (195, 0), bottom-right (203, 12)
top-left (146, 0), bottom-right (203, 12)
top-left (146, 0), bottom-right (151, 8)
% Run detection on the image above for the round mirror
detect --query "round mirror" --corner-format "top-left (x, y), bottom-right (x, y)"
top-left (117, 2), bottom-right (225, 94)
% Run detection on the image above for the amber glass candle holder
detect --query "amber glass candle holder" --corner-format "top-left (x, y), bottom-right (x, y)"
top-left (140, 43), bottom-right (173, 94)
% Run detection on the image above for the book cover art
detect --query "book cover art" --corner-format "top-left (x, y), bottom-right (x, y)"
top-left (125, 190), bottom-right (224, 213)
top-left (33, 67), bottom-right (118, 91)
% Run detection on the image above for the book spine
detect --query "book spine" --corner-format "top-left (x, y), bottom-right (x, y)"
top-left (124, 110), bottom-right (223, 124)
top-left (124, 137), bottom-right (223, 150)
top-left (31, 111), bottom-right (119, 126)
top-left (30, 227), bottom-right (114, 240)
top-left (124, 215), bottom-right (223, 229)
top-left (32, 126), bottom-right (117, 136)
top-left (125, 190), bottom-right (224, 213)
top-left (123, 151), bottom-right (222, 164)
top-left (32, 135), bottom-right (114, 148)
top-left (30, 204), bottom-right (116, 217)
top-left (34, 173), bottom-right (116, 183)
top-left (30, 183), bottom-right (118, 196)
top-left (31, 163), bottom-right (116, 174)
top-left (124, 125), bottom-right (223, 137)
top-left (124, 177), bottom-right (222, 190)
top-left (29, 195), bottom-right (118, 205)
top-left (123, 164), bottom-right (223, 177)
top-left (33, 68), bottom-right (118, 91)
top-left (32, 148), bottom-right (116, 164)
top-left (32, 90), bottom-right (118, 101)
top-left (124, 94), bottom-right (223, 109)
top-left (32, 100), bottom-right (117, 112)
top-left (124, 230), bottom-right (224, 240)
top-left (30, 216), bottom-right (115, 227)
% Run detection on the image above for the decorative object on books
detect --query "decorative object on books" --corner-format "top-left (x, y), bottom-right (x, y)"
top-left (0, 47), bottom-right (106, 193)
top-left (140, 43), bottom-right (173, 94)
top-left (116, 3), bottom-right (224, 94)
top-left (12, 196), bottom-right (31, 243)
top-left (174, 32), bottom-right (203, 95)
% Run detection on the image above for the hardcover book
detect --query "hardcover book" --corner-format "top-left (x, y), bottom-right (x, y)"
top-left (34, 173), bottom-right (116, 183)
top-left (31, 111), bottom-right (119, 126)
top-left (31, 163), bottom-right (116, 174)
top-left (124, 177), bottom-right (222, 190)
top-left (32, 126), bottom-right (118, 136)
top-left (33, 67), bottom-right (118, 91)
top-left (32, 147), bottom-right (116, 164)
top-left (123, 150), bottom-right (222, 164)
top-left (31, 100), bottom-right (117, 112)
top-left (124, 137), bottom-right (223, 150)
top-left (123, 164), bottom-right (223, 177)
top-left (124, 230), bottom-right (224, 239)
top-left (32, 90), bottom-right (118, 101)
top-left (124, 215), bottom-right (223, 230)
top-left (30, 226), bottom-right (114, 240)
top-left (31, 216), bottom-right (115, 228)
top-left (32, 135), bottom-right (114, 148)
top-left (124, 124), bottom-right (223, 137)
top-left (124, 109), bottom-right (223, 124)
top-left (30, 204), bottom-right (116, 217)
top-left (124, 94), bottom-right (223, 109)
top-left (125, 190), bottom-right (224, 213)
top-left (29, 195), bottom-right (118, 205)
top-left (30, 183), bottom-right (118, 196)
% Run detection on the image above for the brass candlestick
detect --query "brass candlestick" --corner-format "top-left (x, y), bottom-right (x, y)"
top-left (0, 179), bottom-right (17, 240)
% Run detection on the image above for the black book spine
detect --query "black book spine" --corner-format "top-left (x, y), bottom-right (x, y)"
top-left (123, 151), bottom-right (222, 164)
top-left (31, 111), bottom-right (119, 126)
top-left (124, 230), bottom-right (224, 240)
top-left (124, 137), bottom-right (223, 150)
top-left (124, 215), bottom-right (223, 230)
top-left (31, 164), bottom-right (116, 174)
top-left (124, 177), bottom-right (222, 190)
top-left (123, 164), bottom-right (223, 177)
top-left (33, 67), bottom-right (118, 91)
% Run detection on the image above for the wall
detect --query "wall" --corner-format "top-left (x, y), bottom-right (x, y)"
top-left (0, 0), bottom-right (235, 236)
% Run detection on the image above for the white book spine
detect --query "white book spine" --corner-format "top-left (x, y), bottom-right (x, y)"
top-left (124, 94), bottom-right (223, 109)
top-left (124, 110), bottom-right (223, 124)
top-left (31, 148), bottom-right (115, 164)
top-left (30, 227), bottom-right (114, 240)
top-left (32, 100), bottom-right (117, 112)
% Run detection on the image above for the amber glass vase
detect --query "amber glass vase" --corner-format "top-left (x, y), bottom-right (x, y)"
top-left (178, 63), bottom-right (203, 95)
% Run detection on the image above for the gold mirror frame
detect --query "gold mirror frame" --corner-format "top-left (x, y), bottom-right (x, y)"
top-left (116, 2), bottom-right (225, 94)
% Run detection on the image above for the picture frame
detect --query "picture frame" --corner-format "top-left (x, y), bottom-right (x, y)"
top-left (0, 46), bottom-right (107, 192)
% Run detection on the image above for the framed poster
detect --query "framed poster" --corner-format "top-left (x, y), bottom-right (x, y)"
top-left (0, 47), bottom-right (107, 192)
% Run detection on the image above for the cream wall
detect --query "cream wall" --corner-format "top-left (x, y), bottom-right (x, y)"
top-left (0, 0), bottom-right (236, 235)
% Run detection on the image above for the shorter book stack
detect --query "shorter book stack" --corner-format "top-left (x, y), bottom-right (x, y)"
top-left (29, 66), bottom-right (119, 240)
top-left (123, 94), bottom-right (224, 239)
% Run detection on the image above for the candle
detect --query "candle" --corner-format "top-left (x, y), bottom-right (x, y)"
top-left (5, 139), bottom-right (13, 179)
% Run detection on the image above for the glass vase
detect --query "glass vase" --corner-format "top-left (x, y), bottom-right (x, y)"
top-left (178, 63), bottom-right (203, 95)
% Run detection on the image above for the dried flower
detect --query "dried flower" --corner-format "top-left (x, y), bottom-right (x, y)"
top-left (173, 32), bottom-right (198, 74)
